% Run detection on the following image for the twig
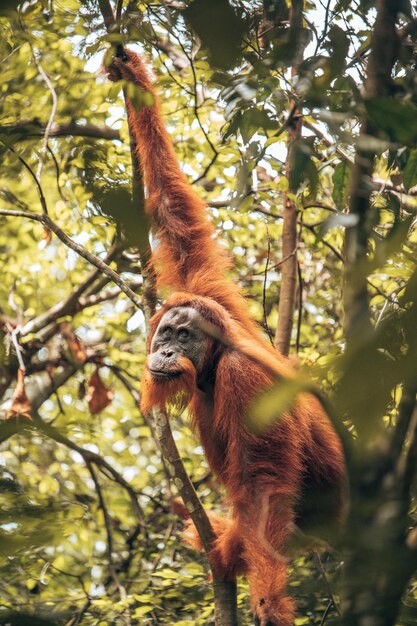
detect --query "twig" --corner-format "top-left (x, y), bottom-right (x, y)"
top-left (7, 324), bottom-right (26, 371)
top-left (34, 415), bottom-right (145, 526)
top-left (192, 152), bottom-right (219, 184)
top-left (151, 521), bottom-right (174, 571)
top-left (313, 550), bottom-right (341, 617)
top-left (107, 365), bottom-right (175, 487)
top-left (152, 36), bottom-right (189, 71)
top-left (47, 145), bottom-right (65, 201)
top-left (319, 600), bottom-right (334, 626)
top-left (116, 0), bottom-right (124, 22)
top-left (262, 226), bottom-right (274, 344)
top-left (295, 260), bottom-right (303, 353)
top-left (1, 143), bottom-right (49, 215)
top-left (28, 45), bottom-right (58, 181)
top-left (20, 245), bottom-right (127, 337)
top-left (0, 210), bottom-right (142, 309)
top-left (87, 461), bottom-right (132, 626)
top-left (189, 54), bottom-right (218, 156)
top-left (65, 598), bottom-right (92, 626)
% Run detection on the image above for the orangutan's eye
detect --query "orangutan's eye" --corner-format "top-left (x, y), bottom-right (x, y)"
top-left (162, 326), bottom-right (172, 338)
top-left (178, 328), bottom-right (189, 340)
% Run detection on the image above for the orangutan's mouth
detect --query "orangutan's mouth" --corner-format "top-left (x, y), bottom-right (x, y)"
top-left (149, 369), bottom-right (182, 380)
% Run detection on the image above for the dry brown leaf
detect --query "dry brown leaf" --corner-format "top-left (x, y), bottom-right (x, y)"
top-left (86, 370), bottom-right (113, 415)
top-left (6, 368), bottom-right (32, 420)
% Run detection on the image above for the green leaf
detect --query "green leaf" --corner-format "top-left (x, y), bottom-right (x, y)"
top-left (133, 606), bottom-right (154, 617)
top-left (327, 25), bottom-right (349, 77)
top-left (366, 97), bottom-right (417, 145)
top-left (403, 148), bottom-right (417, 191)
top-left (246, 373), bottom-right (314, 434)
top-left (332, 161), bottom-right (351, 210)
top-left (289, 139), bottom-right (310, 190)
top-left (184, 0), bottom-right (248, 69)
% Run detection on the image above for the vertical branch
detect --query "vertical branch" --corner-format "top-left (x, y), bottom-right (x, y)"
top-left (97, 0), bottom-right (157, 321)
top-left (152, 408), bottom-right (239, 626)
top-left (274, 0), bottom-right (304, 356)
top-left (340, 5), bottom-right (414, 626)
top-left (87, 462), bottom-right (131, 626)
top-left (343, 0), bottom-right (399, 344)
top-left (128, 131), bottom-right (157, 325)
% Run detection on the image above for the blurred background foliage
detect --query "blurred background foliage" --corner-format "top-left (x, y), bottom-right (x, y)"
top-left (0, 0), bottom-right (417, 625)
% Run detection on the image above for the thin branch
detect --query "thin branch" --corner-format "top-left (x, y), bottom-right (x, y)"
top-left (34, 415), bottom-right (145, 526)
top-left (0, 121), bottom-right (121, 141)
top-left (303, 119), bottom-right (354, 165)
top-left (20, 245), bottom-right (124, 337)
top-left (65, 599), bottom-right (92, 626)
top-left (295, 260), bottom-right (303, 353)
top-left (79, 280), bottom-right (141, 308)
top-left (87, 461), bottom-right (131, 626)
top-left (192, 152), bottom-right (219, 185)
top-left (313, 550), bottom-right (341, 617)
top-left (151, 407), bottom-right (238, 625)
top-left (304, 120), bottom-right (417, 198)
top-left (1, 143), bottom-right (49, 215)
top-left (152, 37), bottom-right (189, 71)
top-left (319, 600), bottom-right (334, 626)
top-left (116, 0), bottom-right (124, 22)
top-left (28, 45), bottom-right (59, 181)
top-left (47, 145), bottom-right (65, 202)
top-left (262, 227), bottom-right (274, 344)
top-left (7, 324), bottom-right (26, 371)
top-left (107, 365), bottom-right (176, 487)
top-left (0, 364), bottom-right (82, 443)
top-left (0, 209), bottom-right (142, 309)
top-left (189, 54), bottom-right (218, 156)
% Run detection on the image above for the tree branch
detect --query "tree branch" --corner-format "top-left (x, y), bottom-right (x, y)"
top-left (97, 0), bottom-right (156, 322)
top-left (344, 0), bottom-right (400, 344)
top-left (0, 121), bottom-right (120, 141)
top-left (86, 461), bottom-right (132, 626)
top-left (0, 209), bottom-right (142, 309)
top-left (20, 244), bottom-right (122, 337)
top-left (151, 408), bottom-right (238, 626)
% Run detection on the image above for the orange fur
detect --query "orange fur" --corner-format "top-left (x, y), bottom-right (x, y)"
top-left (140, 354), bottom-right (196, 415)
top-left (107, 50), bottom-right (346, 626)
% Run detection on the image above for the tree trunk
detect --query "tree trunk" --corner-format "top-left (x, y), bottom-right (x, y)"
top-left (275, 0), bottom-right (305, 355)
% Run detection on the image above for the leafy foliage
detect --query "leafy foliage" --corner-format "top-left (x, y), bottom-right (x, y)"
top-left (0, 1), bottom-right (417, 625)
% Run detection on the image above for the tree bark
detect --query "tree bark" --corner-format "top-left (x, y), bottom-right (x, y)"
top-left (343, 0), bottom-right (399, 345)
top-left (275, 0), bottom-right (304, 356)
top-left (341, 3), bottom-right (415, 625)
top-left (152, 408), bottom-right (239, 626)
top-left (0, 121), bottom-right (120, 141)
